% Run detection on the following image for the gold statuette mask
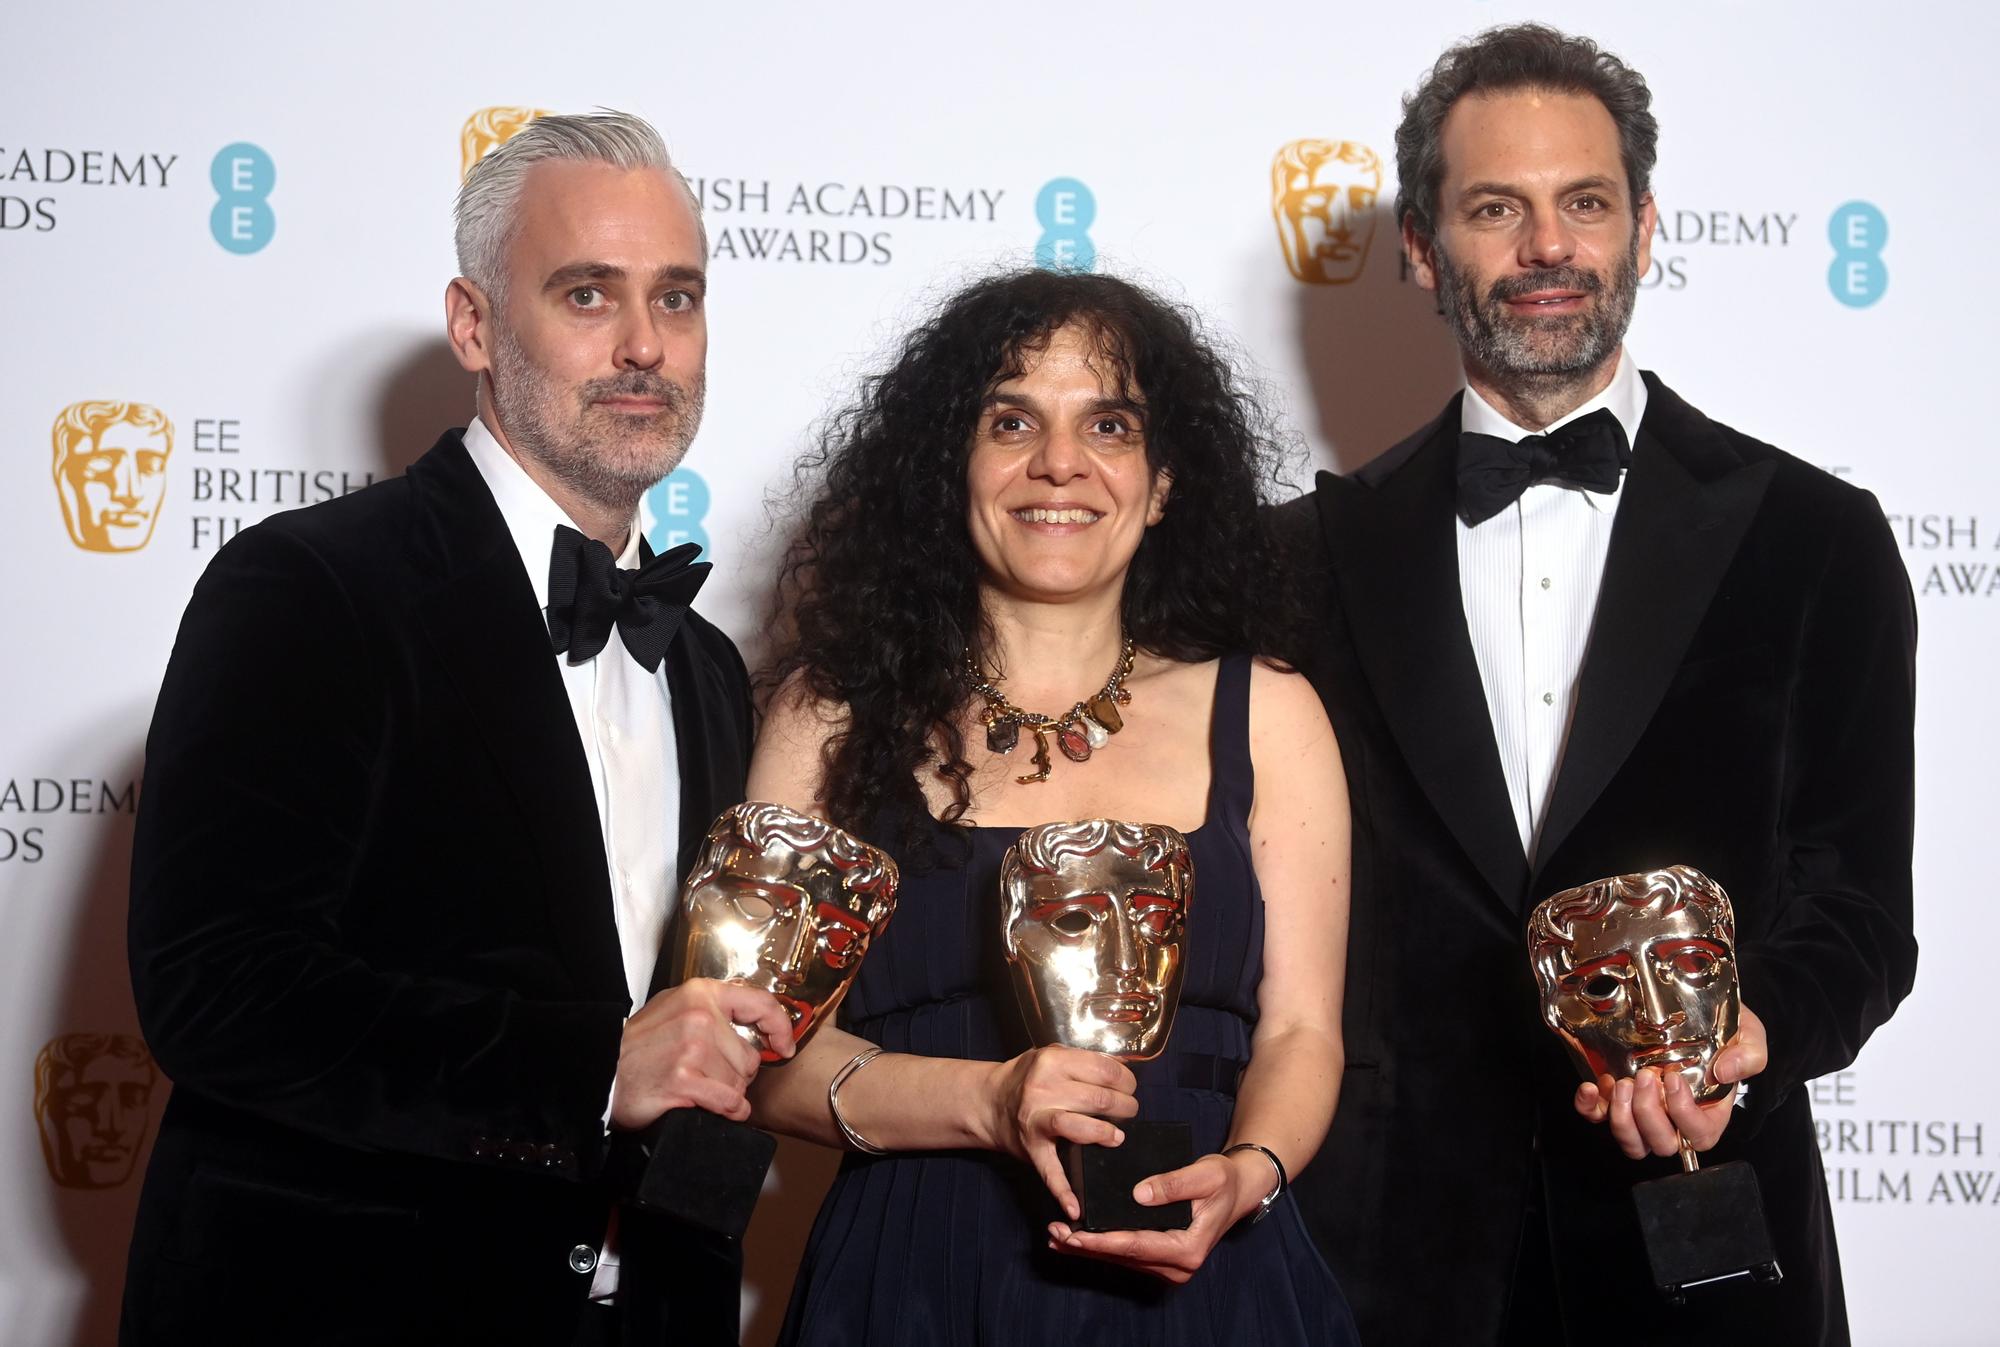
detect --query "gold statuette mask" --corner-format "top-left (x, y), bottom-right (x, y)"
top-left (669, 802), bottom-right (899, 1061)
top-left (1001, 819), bottom-right (1192, 1061)
top-left (1528, 865), bottom-right (1741, 1104)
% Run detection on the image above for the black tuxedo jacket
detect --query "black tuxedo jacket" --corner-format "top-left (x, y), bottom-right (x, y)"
top-left (121, 432), bottom-right (755, 1346)
top-left (1275, 375), bottom-right (1917, 1346)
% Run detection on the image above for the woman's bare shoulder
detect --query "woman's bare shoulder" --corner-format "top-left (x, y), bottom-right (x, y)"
top-left (748, 671), bottom-right (850, 812)
top-left (1247, 659), bottom-right (1333, 740)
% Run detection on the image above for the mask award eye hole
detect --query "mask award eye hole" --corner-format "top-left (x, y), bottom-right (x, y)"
top-left (1050, 909), bottom-right (1094, 936)
top-left (1583, 974), bottom-right (1622, 1000)
top-left (730, 893), bottom-right (776, 922)
top-left (1672, 948), bottom-right (1718, 977)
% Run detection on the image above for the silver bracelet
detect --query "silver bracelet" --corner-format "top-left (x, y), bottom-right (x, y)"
top-left (827, 1046), bottom-right (890, 1155)
top-left (1222, 1142), bottom-right (1287, 1224)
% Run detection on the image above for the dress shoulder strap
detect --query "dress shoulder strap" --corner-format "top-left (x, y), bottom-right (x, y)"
top-left (1204, 653), bottom-right (1255, 825)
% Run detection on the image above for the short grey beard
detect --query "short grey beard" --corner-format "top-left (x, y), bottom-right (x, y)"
top-left (488, 323), bottom-right (704, 519)
top-left (1433, 231), bottom-right (1640, 406)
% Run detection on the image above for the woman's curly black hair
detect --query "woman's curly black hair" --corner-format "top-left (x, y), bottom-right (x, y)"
top-left (764, 267), bottom-right (1306, 859)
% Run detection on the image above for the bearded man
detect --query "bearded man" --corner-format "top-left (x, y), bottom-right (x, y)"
top-left (122, 111), bottom-right (793, 1347)
top-left (1276, 25), bottom-right (1917, 1346)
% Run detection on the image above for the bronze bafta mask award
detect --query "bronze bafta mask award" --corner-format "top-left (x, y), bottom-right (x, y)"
top-left (1001, 819), bottom-right (1194, 1232)
top-left (1528, 866), bottom-right (1782, 1303)
top-left (634, 802), bottom-right (900, 1236)
top-left (668, 802), bottom-right (900, 1058)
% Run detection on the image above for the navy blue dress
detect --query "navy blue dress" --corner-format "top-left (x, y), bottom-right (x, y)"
top-left (778, 656), bottom-right (1359, 1346)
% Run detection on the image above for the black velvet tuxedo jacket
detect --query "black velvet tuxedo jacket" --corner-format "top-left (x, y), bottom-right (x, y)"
top-left (122, 431), bottom-right (755, 1346)
top-left (1275, 375), bottom-right (1917, 1346)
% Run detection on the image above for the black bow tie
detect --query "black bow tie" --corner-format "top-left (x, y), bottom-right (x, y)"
top-left (546, 524), bottom-right (710, 673)
top-left (1456, 407), bottom-right (1632, 527)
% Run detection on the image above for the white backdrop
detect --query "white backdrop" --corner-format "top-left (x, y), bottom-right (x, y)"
top-left (3, 3), bottom-right (1992, 1343)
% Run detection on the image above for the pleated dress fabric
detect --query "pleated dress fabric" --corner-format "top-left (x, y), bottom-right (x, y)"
top-left (777, 655), bottom-right (1359, 1346)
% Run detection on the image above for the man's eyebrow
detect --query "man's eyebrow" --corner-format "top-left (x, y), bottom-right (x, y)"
top-left (1460, 174), bottom-right (1621, 200)
top-left (541, 261), bottom-right (708, 294)
top-left (543, 261), bottom-right (624, 292)
top-left (654, 263), bottom-right (707, 293)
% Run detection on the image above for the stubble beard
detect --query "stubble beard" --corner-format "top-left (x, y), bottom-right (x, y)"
top-left (489, 323), bottom-right (706, 517)
top-left (1432, 228), bottom-right (1641, 408)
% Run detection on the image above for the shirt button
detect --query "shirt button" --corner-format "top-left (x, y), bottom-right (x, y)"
top-left (1542, 692), bottom-right (1555, 706)
top-left (569, 1244), bottom-right (599, 1274)
top-left (1540, 577), bottom-right (1552, 590)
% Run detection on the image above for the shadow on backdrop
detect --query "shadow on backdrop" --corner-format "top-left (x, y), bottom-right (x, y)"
top-left (303, 328), bottom-right (471, 483)
top-left (44, 740), bottom-right (150, 1347)
top-left (375, 338), bottom-right (473, 477)
top-left (1289, 203), bottom-right (1461, 475)
top-left (37, 336), bottom-right (462, 1346)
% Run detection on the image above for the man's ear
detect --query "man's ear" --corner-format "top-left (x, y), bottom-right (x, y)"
top-left (1145, 469), bottom-right (1173, 527)
top-left (1401, 216), bottom-right (1439, 293)
top-left (445, 277), bottom-right (495, 375)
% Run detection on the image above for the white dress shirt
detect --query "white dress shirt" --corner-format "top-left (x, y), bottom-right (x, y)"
top-left (1455, 350), bottom-right (1647, 863)
top-left (463, 416), bottom-right (681, 1298)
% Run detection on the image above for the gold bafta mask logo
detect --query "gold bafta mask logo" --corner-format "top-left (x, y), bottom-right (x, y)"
top-left (34, 1033), bottom-right (158, 1189)
top-left (461, 106), bottom-right (553, 179)
top-left (1272, 140), bottom-right (1383, 285)
top-left (51, 400), bottom-right (174, 553)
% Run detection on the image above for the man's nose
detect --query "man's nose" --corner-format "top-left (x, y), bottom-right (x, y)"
top-left (1518, 207), bottom-right (1577, 269)
top-left (614, 305), bottom-right (664, 370)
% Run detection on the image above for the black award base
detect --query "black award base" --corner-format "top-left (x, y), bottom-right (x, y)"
top-left (1062, 1120), bottom-right (1194, 1233)
top-left (630, 1107), bottom-right (777, 1239)
top-left (1631, 1160), bottom-right (1784, 1305)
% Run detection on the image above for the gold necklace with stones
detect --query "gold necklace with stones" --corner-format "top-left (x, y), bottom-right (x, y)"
top-left (963, 633), bottom-right (1136, 785)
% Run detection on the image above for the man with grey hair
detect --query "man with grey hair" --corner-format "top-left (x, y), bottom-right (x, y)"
top-left (123, 110), bottom-right (790, 1345)
top-left (1276, 24), bottom-right (1916, 1344)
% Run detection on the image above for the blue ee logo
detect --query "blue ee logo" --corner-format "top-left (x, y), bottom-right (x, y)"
top-left (1827, 201), bottom-right (1886, 308)
top-left (646, 469), bottom-right (710, 556)
top-left (1035, 178), bottom-right (1096, 272)
top-left (210, 143), bottom-right (275, 254)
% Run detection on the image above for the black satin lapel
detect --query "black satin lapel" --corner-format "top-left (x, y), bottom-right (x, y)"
top-left (417, 537), bottom-right (625, 1007)
top-left (666, 632), bottom-right (722, 892)
top-left (1535, 429), bottom-right (1776, 870)
top-left (1322, 432), bottom-right (1530, 907)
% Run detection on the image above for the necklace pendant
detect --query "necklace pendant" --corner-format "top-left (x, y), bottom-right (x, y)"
top-left (1081, 716), bottom-right (1109, 749)
top-left (986, 719), bottom-right (1020, 754)
top-left (1016, 730), bottom-right (1054, 784)
top-left (1057, 721), bottom-right (1093, 763)
top-left (1086, 693), bottom-right (1124, 734)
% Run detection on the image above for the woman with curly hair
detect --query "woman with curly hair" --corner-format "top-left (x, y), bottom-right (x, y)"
top-left (748, 268), bottom-right (1358, 1344)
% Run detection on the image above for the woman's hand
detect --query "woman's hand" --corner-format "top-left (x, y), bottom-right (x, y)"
top-left (983, 1045), bottom-right (1139, 1220)
top-left (1045, 1148), bottom-right (1272, 1284)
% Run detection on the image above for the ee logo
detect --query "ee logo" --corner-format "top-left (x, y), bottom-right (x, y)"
top-left (210, 143), bottom-right (275, 254)
top-left (1827, 201), bottom-right (1886, 308)
top-left (646, 469), bottom-right (710, 556)
top-left (1035, 178), bottom-right (1096, 272)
